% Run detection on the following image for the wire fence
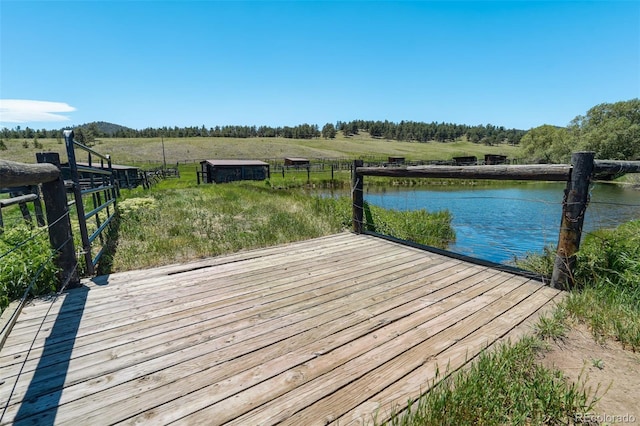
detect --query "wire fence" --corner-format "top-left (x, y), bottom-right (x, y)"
top-left (351, 181), bottom-right (640, 266)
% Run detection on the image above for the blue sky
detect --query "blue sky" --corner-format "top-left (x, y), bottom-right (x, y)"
top-left (1, 1), bottom-right (638, 131)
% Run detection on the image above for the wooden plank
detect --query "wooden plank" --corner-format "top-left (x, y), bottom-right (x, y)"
top-left (87, 232), bottom-right (359, 285)
top-left (0, 242), bottom-right (422, 359)
top-left (0, 255), bottom-right (459, 412)
top-left (176, 272), bottom-right (528, 424)
top-left (0, 247), bottom-right (429, 376)
top-left (5, 236), bottom-right (400, 340)
top-left (0, 159), bottom-right (60, 187)
top-left (0, 246), bottom-right (423, 374)
top-left (0, 233), bottom-right (558, 426)
top-left (8, 234), bottom-right (379, 327)
top-left (336, 286), bottom-right (564, 425)
top-left (136, 277), bottom-right (516, 422)
top-left (3, 238), bottom-right (402, 345)
top-left (250, 279), bottom-right (545, 426)
top-left (4, 260), bottom-right (476, 424)
top-left (357, 164), bottom-right (572, 181)
top-left (332, 284), bottom-right (562, 425)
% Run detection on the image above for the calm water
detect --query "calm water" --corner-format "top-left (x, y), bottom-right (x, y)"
top-left (328, 183), bottom-right (640, 264)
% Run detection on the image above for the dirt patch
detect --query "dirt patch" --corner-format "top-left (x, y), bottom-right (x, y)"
top-left (538, 323), bottom-right (640, 424)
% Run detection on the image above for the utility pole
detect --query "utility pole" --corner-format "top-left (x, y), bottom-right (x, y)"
top-left (161, 133), bottom-right (167, 173)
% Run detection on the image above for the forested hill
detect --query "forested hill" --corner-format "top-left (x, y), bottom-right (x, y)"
top-left (85, 121), bottom-right (135, 136)
top-left (1, 119), bottom-right (526, 146)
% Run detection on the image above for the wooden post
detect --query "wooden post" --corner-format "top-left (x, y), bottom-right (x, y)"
top-left (307, 165), bottom-right (310, 184)
top-left (36, 152), bottom-right (80, 289)
top-left (31, 185), bottom-right (46, 227)
top-left (551, 152), bottom-right (595, 290)
top-left (352, 160), bottom-right (364, 233)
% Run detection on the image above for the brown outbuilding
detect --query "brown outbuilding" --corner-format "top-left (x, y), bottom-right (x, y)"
top-left (199, 160), bottom-right (270, 183)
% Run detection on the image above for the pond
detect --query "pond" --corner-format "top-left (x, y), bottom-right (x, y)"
top-left (325, 182), bottom-right (640, 264)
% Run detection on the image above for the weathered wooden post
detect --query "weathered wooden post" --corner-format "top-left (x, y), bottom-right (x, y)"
top-left (307, 165), bottom-right (310, 184)
top-left (551, 151), bottom-right (595, 290)
top-left (352, 159), bottom-right (364, 233)
top-left (36, 152), bottom-right (80, 289)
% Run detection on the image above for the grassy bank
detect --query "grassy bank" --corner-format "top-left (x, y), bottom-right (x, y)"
top-left (104, 177), bottom-right (454, 273)
top-left (519, 220), bottom-right (640, 351)
top-left (386, 337), bottom-right (599, 425)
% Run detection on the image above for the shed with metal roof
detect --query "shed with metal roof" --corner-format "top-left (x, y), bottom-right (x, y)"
top-left (199, 160), bottom-right (270, 183)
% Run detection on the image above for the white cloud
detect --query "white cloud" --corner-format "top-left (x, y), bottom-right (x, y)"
top-left (0, 99), bottom-right (76, 123)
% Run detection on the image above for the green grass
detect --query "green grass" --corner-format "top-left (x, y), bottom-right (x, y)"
top-left (385, 337), bottom-right (600, 426)
top-left (518, 220), bottom-right (640, 351)
top-left (0, 132), bottom-right (519, 165)
top-left (104, 176), bottom-right (455, 273)
top-left (0, 224), bottom-right (59, 312)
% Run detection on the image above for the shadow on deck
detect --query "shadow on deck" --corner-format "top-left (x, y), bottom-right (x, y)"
top-left (0, 232), bottom-right (563, 425)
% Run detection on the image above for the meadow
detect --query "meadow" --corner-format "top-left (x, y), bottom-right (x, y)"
top-left (0, 132), bottom-right (519, 166)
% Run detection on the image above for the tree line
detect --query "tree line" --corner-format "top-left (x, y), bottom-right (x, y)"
top-left (337, 120), bottom-right (524, 145)
top-left (1, 119), bottom-right (525, 146)
top-left (519, 99), bottom-right (640, 162)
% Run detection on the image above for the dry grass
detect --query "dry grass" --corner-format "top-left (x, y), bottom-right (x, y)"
top-left (1, 133), bottom-right (519, 166)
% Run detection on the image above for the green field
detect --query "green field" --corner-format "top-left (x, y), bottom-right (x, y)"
top-left (1, 132), bottom-right (519, 166)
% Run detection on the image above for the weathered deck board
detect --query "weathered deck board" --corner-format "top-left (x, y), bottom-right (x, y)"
top-left (0, 232), bottom-right (562, 425)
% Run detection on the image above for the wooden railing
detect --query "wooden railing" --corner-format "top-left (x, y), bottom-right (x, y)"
top-left (351, 152), bottom-right (640, 290)
top-left (0, 158), bottom-right (79, 289)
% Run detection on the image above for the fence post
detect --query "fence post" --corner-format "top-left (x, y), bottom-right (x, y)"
top-left (551, 151), bottom-right (595, 290)
top-left (36, 152), bottom-right (80, 289)
top-left (352, 160), bottom-right (364, 233)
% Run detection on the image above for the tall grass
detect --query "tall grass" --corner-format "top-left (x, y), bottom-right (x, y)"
top-left (386, 337), bottom-right (599, 426)
top-left (106, 178), bottom-right (455, 272)
top-left (517, 220), bottom-right (640, 350)
top-left (567, 220), bottom-right (640, 349)
top-left (0, 225), bottom-right (58, 312)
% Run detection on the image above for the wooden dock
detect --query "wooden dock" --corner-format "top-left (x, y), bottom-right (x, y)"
top-left (0, 232), bottom-right (563, 425)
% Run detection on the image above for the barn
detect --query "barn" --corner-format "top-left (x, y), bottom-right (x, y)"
top-left (200, 160), bottom-right (270, 183)
top-left (484, 154), bottom-right (508, 165)
top-left (387, 156), bottom-right (405, 165)
top-left (452, 156), bottom-right (478, 166)
top-left (284, 157), bottom-right (310, 168)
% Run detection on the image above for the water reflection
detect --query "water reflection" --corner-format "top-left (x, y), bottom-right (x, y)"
top-left (322, 183), bottom-right (640, 264)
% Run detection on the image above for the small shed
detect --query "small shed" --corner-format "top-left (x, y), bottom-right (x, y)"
top-left (200, 160), bottom-right (270, 183)
top-left (484, 154), bottom-right (508, 165)
top-left (388, 156), bottom-right (405, 165)
top-left (453, 156), bottom-right (477, 166)
top-left (284, 157), bottom-right (310, 168)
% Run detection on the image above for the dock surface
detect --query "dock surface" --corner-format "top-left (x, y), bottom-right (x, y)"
top-left (0, 232), bottom-right (562, 425)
